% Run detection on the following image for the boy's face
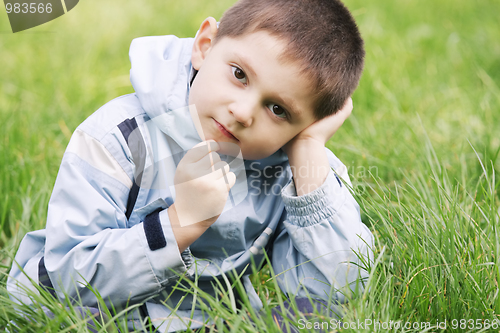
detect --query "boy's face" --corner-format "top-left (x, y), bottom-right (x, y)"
top-left (189, 23), bottom-right (317, 160)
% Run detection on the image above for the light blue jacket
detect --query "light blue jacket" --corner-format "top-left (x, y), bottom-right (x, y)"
top-left (8, 35), bottom-right (374, 332)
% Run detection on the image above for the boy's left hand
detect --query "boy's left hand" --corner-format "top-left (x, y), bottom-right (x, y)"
top-left (283, 97), bottom-right (353, 155)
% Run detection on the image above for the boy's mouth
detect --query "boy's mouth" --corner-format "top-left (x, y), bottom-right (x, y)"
top-left (213, 119), bottom-right (238, 141)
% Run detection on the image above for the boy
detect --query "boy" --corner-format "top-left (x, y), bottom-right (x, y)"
top-left (8, 0), bottom-right (374, 331)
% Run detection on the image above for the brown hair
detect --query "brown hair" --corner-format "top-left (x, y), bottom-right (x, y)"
top-left (216, 0), bottom-right (364, 119)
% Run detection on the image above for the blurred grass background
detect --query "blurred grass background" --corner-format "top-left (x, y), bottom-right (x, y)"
top-left (1, 0), bottom-right (499, 331)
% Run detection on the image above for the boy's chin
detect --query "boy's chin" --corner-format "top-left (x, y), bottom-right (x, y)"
top-left (216, 141), bottom-right (279, 161)
top-left (217, 141), bottom-right (242, 158)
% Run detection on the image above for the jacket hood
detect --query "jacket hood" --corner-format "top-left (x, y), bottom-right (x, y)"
top-left (130, 35), bottom-right (200, 152)
top-left (129, 35), bottom-right (288, 168)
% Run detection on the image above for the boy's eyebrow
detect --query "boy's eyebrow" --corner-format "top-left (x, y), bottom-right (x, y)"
top-left (234, 53), bottom-right (257, 78)
top-left (274, 93), bottom-right (302, 117)
top-left (235, 53), bottom-right (303, 118)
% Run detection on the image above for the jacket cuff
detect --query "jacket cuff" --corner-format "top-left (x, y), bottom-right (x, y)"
top-left (281, 170), bottom-right (346, 227)
top-left (140, 209), bottom-right (195, 285)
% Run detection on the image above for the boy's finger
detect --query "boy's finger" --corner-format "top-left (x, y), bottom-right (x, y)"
top-left (185, 140), bottom-right (220, 162)
top-left (194, 151), bottom-right (221, 170)
top-left (225, 171), bottom-right (236, 190)
top-left (212, 161), bottom-right (230, 176)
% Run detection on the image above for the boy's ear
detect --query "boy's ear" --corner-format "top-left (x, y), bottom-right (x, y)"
top-left (191, 17), bottom-right (218, 70)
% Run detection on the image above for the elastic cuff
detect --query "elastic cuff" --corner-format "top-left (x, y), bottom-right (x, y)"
top-left (281, 170), bottom-right (345, 227)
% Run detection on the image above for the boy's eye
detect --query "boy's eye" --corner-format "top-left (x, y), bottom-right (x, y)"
top-left (231, 66), bottom-right (247, 84)
top-left (267, 103), bottom-right (287, 119)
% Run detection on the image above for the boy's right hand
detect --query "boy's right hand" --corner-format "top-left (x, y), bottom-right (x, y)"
top-left (172, 140), bottom-right (236, 227)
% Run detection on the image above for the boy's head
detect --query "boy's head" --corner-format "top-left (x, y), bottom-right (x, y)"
top-left (188, 0), bottom-right (364, 159)
top-left (216, 0), bottom-right (364, 119)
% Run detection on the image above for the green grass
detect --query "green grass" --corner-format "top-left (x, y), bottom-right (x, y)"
top-left (1, 0), bottom-right (499, 332)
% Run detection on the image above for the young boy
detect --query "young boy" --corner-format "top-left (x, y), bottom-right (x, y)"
top-left (8, 0), bottom-right (373, 331)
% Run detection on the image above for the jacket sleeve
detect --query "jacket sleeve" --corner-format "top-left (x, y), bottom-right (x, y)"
top-left (270, 148), bottom-right (374, 303)
top-left (43, 126), bottom-right (192, 308)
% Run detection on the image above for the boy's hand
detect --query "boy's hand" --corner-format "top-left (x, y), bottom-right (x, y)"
top-left (283, 97), bottom-right (353, 155)
top-left (171, 140), bottom-right (236, 227)
top-left (282, 98), bottom-right (353, 195)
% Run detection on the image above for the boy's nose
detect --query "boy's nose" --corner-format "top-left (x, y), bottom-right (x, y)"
top-left (228, 100), bottom-right (256, 127)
